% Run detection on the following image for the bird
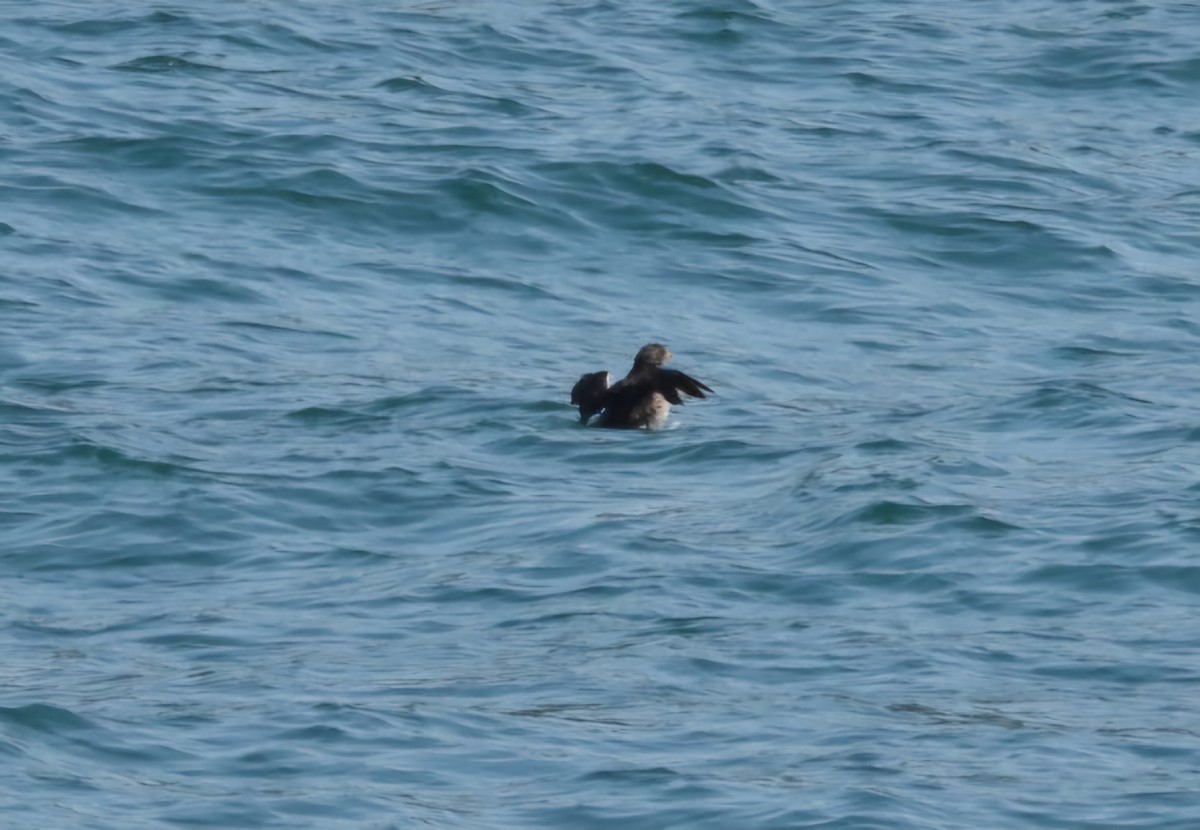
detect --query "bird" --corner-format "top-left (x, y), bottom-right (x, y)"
top-left (571, 343), bottom-right (712, 429)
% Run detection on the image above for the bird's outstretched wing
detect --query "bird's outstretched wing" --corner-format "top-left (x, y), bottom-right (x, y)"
top-left (655, 369), bottom-right (713, 405)
top-left (571, 371), bottom-right (611, 423)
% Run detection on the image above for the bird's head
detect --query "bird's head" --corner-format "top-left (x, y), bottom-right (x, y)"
top-left (634, 343), bottom-right (671, 367)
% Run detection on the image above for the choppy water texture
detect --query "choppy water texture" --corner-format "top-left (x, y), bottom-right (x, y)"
top-left (3, 1), bottom-right (1200, 827)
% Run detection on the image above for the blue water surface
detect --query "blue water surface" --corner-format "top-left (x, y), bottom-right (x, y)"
top-left (3, 1), bottom-right (1200, 828)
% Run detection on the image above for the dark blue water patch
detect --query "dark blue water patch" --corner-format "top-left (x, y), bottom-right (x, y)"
top-left (859, 207), bottom-right (1119, 273)
top-left (50, 134), bottom-right (222, 170)
top-left (110, 54), bottom-right (222, 73)
top-left (204, 21), bottom-right (357, 56)
top-left (375, 75), bottom-right (440, 94)
top-left (524, 160), bottom-right (770, 237)
top-left (1030, 659), bottom-right (1200, 687)
top-left (0, 703), bottom-right (94, 733)
top-left (1142, 566), bottom-right (1200, 596)
top-left (1007, 45), bottom-right (1172, 92)
top-left (0, 174), bottom-right (162, 219)
top-left (1019, 563), bottom-right (1147, 595)
top-left (375, 74), bottom-right (542, 118)
top-left (35, 11), bottom-right (191, 38)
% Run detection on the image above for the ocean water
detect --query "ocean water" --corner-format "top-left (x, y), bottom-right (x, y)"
top-left (3, 1), bottom-right (1200, 827)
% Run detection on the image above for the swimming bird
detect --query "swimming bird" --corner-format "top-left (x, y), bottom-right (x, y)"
top-left (571, 343), bottom-right (713, 429)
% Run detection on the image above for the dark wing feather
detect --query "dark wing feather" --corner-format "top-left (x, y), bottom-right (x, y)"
top-left (571, 371), bottom-right (609, 407)
top-left (571, 371), bottom-right (612, 423)
top-left (657, 368), bottom-right (713, 404)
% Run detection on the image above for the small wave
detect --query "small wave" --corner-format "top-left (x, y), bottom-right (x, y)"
top-left (0, 704), bottom-right (94, 733)
top-left (37, 12), bottom-right (187, 37)
top-left (110, 55), bottom-right (221, 73)
top-left (375, 75), bottom-right (442, 94)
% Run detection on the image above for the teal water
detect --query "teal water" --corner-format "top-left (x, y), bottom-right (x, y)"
top-left (3, 2), bottom-right (1200, 827)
